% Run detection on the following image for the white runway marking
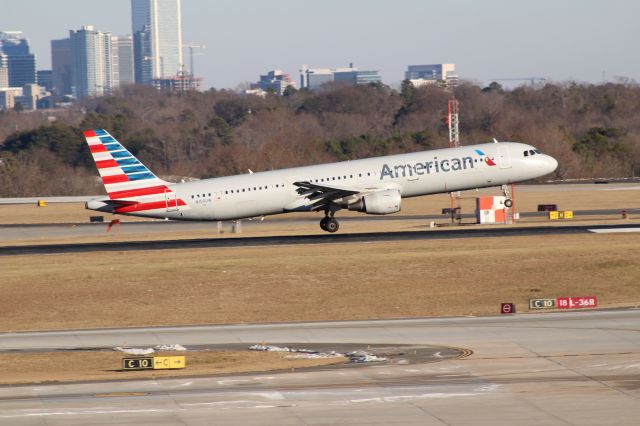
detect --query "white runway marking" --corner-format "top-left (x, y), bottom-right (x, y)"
top-left (600, 186), bottom-right (640, 190)
top-left (588, 228), bottom-right (640, 233)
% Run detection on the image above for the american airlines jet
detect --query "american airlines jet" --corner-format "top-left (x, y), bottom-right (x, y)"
top-left (84, 129), bottom-right (558, 232)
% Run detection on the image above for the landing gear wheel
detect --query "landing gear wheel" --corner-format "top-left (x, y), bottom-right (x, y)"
top-left (504, 199), bottom-right (513, 208)
top-left (319, 217), bottom-right (329, 231)
top-left (325, 218), bottom-right (339, 233)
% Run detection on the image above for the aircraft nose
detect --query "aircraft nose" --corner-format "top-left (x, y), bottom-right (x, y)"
top-left (541, 154), bottom-right (558, 175)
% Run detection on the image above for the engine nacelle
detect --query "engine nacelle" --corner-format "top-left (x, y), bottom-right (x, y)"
top-left (348, 189), bottom-right (401, 215)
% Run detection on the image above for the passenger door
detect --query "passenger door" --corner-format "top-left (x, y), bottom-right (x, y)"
top-left (497, 145), bottom-right (512, 169)
top-left (165, 189), bottom-right (179, 212)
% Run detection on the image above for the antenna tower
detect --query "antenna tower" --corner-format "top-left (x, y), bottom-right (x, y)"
top-left (448, 98), bottom-right (460, 148)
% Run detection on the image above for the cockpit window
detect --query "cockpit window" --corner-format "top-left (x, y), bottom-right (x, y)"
top-left (534, 149), bottom-right (541, 154)
top-left (524, 151), bottom-right (529, 157)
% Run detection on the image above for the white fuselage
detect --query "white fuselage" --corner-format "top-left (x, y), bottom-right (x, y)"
top-left (127, 141), bottom-right (556, 221)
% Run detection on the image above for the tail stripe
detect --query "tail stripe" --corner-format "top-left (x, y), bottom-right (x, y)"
top-left (108, 185), bottom-right (169, 199)
top-left (127, 172), bottom-right (155, 181)
top-left (111, 151), bottom-right (132, 159)
top-left (104, 143), bottom-right (124, 152)
top-left (102, 174), bottom-right (129, 185)
top-left (122, 165), bottom-right (149, 174)
top-left (114, 199), bottom-right (187, 214)
top-left (96, 159), bottom-right (120, 169)
top-left (116, 158), bottom-right (140, 166)
top-left (89, 144), bottom-right (107, 153)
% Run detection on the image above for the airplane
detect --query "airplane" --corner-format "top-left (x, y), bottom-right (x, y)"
top-left (84, 129), bottom-right (558, 232)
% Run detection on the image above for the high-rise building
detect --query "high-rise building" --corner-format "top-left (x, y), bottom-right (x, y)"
top-left (0, 31), bottom-right (37, 87)
top-left (131, 0), bottom-right (184, 84)
top-left (51, 38), bottom-right (72, 96)
top-left (405, 64), bottom-right (458, 88)
top-left (300, 64), bottom-right (381, 90)
top-left (151, 73), bottom-right (201, 92)
top-left (251, 69), bottom-right (296, 96)
top-left (36, 70), bottom-right (53, 92)
top-left (69, 25), bottom-right (118, 99)
top-left (133, 26), bottom-right (152, 84)
top-left (334, 70), bottom-right (382, 86)
top-left (115, 35), bottom-right (135, 85)
top-left (0, 55), bottom-right (8, 87)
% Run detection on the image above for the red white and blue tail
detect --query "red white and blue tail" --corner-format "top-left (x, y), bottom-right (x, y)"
top-left (84, 129), bottom-right (186, 214)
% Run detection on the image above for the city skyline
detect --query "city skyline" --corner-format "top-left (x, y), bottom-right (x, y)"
top-left (2, 0), bottom-right (639, 89)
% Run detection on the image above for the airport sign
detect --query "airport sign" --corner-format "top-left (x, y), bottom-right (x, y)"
top-left (122, 356), bottom-right (187, 371)
top-left (529, 299), bottom-right (557, 309)
top-left (501, 303), bottom-right (515, 314)
top-left (153, 356), bottom-right (186, 370)
top-left (122, 357), bottom-right (154, 370)
top-left (556, 296), bottom-right (598, 309)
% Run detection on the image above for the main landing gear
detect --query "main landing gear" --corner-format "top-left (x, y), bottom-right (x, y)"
top-left (320, 213), bottom-right (340, 233)
top-left (501, 184), bottom-right (513, 207)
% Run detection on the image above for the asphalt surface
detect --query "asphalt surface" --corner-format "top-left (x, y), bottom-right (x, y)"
top-left (1, 222), bottom-right (639, 256)
top-left (0, 310), bottom-right (638, 425)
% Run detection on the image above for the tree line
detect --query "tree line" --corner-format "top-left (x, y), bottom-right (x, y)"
top-left (1, 80), bottom-right (639, 197)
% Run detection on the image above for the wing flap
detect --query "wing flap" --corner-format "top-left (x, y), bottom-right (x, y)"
top-left (292, 181), bottom-right (362, 211)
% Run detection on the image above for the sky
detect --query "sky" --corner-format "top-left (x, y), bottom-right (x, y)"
top-left (2, 0), bottom-right (639, 89)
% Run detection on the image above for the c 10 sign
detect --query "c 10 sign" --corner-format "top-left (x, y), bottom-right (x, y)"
top-left (556, 296), bottom-right (598, 309)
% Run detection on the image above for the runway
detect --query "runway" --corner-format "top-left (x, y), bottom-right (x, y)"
top-left (1, 222), bottom-right (639, 256)
top-left (1, 310), bottom-right (638, 425)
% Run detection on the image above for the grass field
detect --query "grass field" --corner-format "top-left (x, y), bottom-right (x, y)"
top-left (2, 233), bottom-right (638, 332)
top-left (0, 350), bottom-right (345, 385)
top-left (1, 183), bottom-right (639, 332)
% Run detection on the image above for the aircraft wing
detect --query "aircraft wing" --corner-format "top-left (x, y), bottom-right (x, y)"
top-left (293, 181), bottom-right (362, 211)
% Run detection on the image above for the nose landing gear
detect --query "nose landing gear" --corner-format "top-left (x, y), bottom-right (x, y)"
top-left (501, 184), bottom-right (513, 207)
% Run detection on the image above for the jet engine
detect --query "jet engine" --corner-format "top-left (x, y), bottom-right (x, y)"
top-left (347, 189), bottom-right (401, 215)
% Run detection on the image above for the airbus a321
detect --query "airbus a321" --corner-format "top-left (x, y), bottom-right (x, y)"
top-left (84, 129), bottom-right (558, 232)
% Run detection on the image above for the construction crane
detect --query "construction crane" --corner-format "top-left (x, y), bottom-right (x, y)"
top-left (489, 77), bottom-right (548, 86)
top-left (183, 43), bottom-right (206, 77)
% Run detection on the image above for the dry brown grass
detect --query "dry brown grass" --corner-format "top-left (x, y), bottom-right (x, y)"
top-left (1, 233), bottom-right (639, 332)
top-left (0, 350), bottom-right (345, 385)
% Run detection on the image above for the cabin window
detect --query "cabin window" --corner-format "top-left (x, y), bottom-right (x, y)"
top-left (367, 172), bottom-right (371, 176)
top-left (337, 176), bottom-right (341, 180)
top-left (191, 195), bottom-right (194, 199)
top-left (350, 175), bottom-right (353, 178)
top-left (359, 173), bottom-right (362, 177)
